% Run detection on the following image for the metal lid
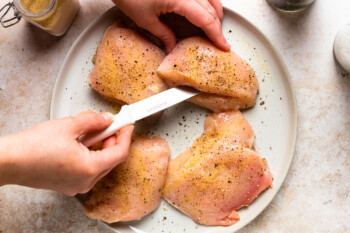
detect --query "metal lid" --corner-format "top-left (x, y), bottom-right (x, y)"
top-left (0, 2), bottom-right (21, 28)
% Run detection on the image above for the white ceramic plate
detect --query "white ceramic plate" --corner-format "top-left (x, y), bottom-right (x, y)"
top-left (50, 6), bottom-right (297, 233)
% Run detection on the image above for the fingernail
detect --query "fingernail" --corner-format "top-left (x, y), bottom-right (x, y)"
top-left (224, 41), bottom-right (231, 51)
top-left (102, 112), bottom-right (114, 122)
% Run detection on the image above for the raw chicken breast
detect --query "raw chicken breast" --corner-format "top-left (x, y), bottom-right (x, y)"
top-left (202, 110), bottom-right (255, 149)
top-left (84, 135), bottom-right (170, 223)
top-left (88, 22), bottom-right (168, 105)
top-left (162, 111), bottom-right (272, 226)
top-left (157, 37), bottom-right (259, 112)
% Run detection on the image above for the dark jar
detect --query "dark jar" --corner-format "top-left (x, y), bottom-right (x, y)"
top-left (267, 0), bottom-right (315, 12)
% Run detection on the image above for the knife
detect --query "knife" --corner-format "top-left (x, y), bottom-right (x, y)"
top-left (79, 86), bottom-right (200, 147)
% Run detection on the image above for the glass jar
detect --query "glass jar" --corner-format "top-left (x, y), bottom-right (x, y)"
top-left (267, 0), bottom-right (315, 12)
top-left (0, 0), bottom-right (79, 36)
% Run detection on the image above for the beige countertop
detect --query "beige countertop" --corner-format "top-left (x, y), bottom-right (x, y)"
top-left (0, 0), bottom-right (349, 232)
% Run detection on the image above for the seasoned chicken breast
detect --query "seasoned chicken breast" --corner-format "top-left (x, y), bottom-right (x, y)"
top-left (84, 135), bottom-right (171, 223)
top-left (88, 22), bottom-right (168, 105)
top-left (162, 111), bottom-right (272, 226)
top-left (157, 37), bottom-right (259, 112)
top-left (202, 110), bottom-right (256, 148)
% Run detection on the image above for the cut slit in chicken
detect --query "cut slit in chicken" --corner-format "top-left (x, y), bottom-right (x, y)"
top-left (162, 111), bottom-right (272, 226)
top-left (157, 37), bottom-right (259, 112)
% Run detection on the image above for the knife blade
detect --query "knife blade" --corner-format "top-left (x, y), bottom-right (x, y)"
top-left (79, 86), bottom-right (200, 147)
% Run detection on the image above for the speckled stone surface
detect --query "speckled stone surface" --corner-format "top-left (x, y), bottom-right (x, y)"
top-left (0, 0), bottom-right (349, 232)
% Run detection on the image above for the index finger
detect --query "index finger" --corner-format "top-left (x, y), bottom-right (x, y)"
top-left (174, 0), bottom-right (230, 51)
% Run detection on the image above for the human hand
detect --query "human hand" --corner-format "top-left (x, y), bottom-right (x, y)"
top-left (0, 111), bottom-right (134, 196)
top-left (113, 0), bottom-right (230, 53)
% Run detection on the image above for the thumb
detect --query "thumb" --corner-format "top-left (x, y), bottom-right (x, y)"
top-left (139, 17), bottom-right (177, 54)
top-left (71, 111), bottom-right (114, 137)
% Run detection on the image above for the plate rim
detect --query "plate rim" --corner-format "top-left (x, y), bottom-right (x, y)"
top-left (49, 5), bottom-right (298, 233)
top-left (222, 6), bottom-right (298, 233)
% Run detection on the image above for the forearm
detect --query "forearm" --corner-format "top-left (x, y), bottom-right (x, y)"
top-left (0, 129), bottom-right (57, 189)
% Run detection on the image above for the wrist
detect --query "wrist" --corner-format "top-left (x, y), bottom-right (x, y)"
top-left (0, 135), bottom-right (20, 186)
top-left (0, 136), bottom-right (9, 186)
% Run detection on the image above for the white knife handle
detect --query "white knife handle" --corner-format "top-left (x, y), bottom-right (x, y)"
top-left (79, 105), bottom-right (135, 147)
